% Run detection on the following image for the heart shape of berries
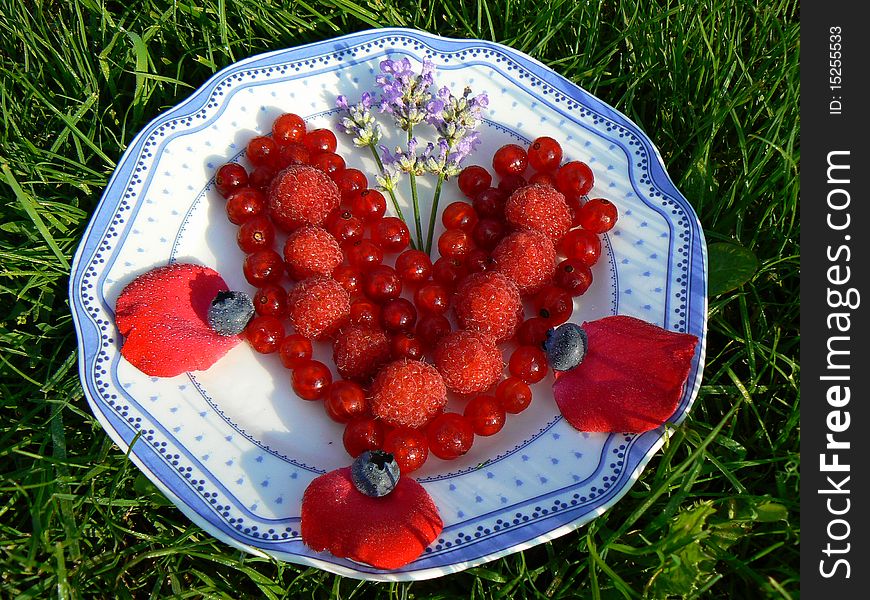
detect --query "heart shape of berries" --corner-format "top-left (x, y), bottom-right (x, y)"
top-left (114, 110), bottom-right (698, 571)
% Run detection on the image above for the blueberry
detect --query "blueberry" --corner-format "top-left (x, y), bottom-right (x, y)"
top-left (351, 450), bottom-right (400, 497)
top-left (207, 290), bottom-right (254, 336)
top-left (544, 322), bottom-right (588, 371)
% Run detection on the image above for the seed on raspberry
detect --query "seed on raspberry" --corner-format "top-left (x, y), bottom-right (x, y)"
top-left (283, 225), bottom-right (342, 280)
top-left (504, 184), bottom-right (573, 243)
top-left (332, 324), bottom-right (391, 382)
top-left (370, 359), bottom-right (448, 429)
top-left (268, 164), bottom-right (340, 230)
top-left (454, 272), bottom-right (522, 342)
top-left (492, 229), bottom-right (557, 296)
top-left (433, 330), bottom-right (503, 396)
top-left (287, 276), bottom-right (351, 340)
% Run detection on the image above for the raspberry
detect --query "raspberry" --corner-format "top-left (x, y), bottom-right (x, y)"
top-left (492, 229), bottom-right (557, 296)
top-left (433, 330), bottom-right (502, 395)
top-left (504, 183), bottom-right (572, 243)
top-left (454, 272), bottom-right (522, 342)
top-left (115, 264), bottom-right (240, 377)
top-left (268, 164), bottom-right (340, 230)
top-left (283, 225), bottom-right (342, 280)
top-left (287, 276), bottom-right (350, 340)
top-left (370, 359), bottom-right (448, 429)
top-left (332, 324), bottom-right (391, 382)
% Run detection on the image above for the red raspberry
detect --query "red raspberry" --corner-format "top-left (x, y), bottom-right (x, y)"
top-left (287, 276), bottom-right (350, 340)
top-left (492, 229), bottom-right (557, 296)
top-left (454, 272), bottom-right (522, 342)
top-left (283, 225), bottom-right (342, 280)
top-left (370, 359), bottom-right (448, 429)
top-left (332, 324), bottom-right (391, 382)
top-left (433, 330), bottom-right (503, 395)
top-left (268, 165), bottom-right (340, 230)
top-left (504, 183), bottom-right (573, 243)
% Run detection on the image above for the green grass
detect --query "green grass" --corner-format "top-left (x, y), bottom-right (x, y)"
top-left (0, 0), bottom-right (799, 597)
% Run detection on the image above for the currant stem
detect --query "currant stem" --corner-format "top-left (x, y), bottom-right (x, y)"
top-left (425, 172), bottom-right (446, 256)
top-left (407, 128), bottom-right (424, 251)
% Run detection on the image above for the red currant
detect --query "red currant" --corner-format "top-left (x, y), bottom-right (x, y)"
top-left (278, 333), bottom-right (313, 369)
top-left (245, 315), bottom-right (284, 354)
top-left (248, 164), bottom-right (276, 189)
top-left (577, 198), bottom-right (618, 233)
top-left (243, 249), bottom-right (284, 286)
top-left (438, 229), bottom-right (473, 260)
top-left (343, 418), bottom-right (386, 458)
top-left (465, 248), bottom-right (497, 273)
top-left (527, 136), bottom-right (563, 172)
top-left (363, 265), bottom-right (402, 303)
top-left (492, 144), bottom-right (528, 177)
top-left (427, 413), bottom-right (474, 460)
top-left (472, 218), bottom-right (506, 250)
top-left (277, 143), bottom-right (310, 168)
top-left (383, 427), bottom-right (429, 473)
top-left (415, 313), bottom-right (451, 347)
top-left (395, 249), bottom-right (433, 284)
top-left (303, 128), bottom-right (337, 154)
top-left (344, 239), bottom-right (384, 270)
top-left (533, 285), bottom-right (574, 325)
top-left (509, 345), bottom-right (549, 384)
top-left (555, 161), bottom-right (594, 198)
top-left (373, 217), bottom-right (411, 253)
top-left (558, 229), bottom-right (602, 266)
top-left (497, 173), bottom-right (527, 196)
top-left (237, 214), bottom-right (275, 253)
top-left (554, 259), bottom-right (593, 296)
top-left (517, 317), bottom-right (551, 347)
top-left (272, 113), bottom-right (307, 146)
top-left (431, 257), bottom-right (467, 288)
top-left (324, 380), bottom-right (368, 423)
top-left (215, 163), bottom-right (248, 197)
top-left (380, 298), bottom-right (417, 332)
top-left (332, 264), bottom-right (362, 295)
top-left (349, 189), bottom-right (387, 223)
top-left (457, 165), bottom-right (493, 199)
top-left (291, 359), bottom-right (332, 400)
top-left (496, 377), bottom-right (533, 414)
top-left (442, 201), bottom-right (479, 231)
top-left (472, 187), bottom-right (507, 219)
top-left (309, 151), bottom-right (346, 178)
top-left (414, 282), bottom-right (450, 314)
top-left (566, 195), bottom-right (583, 228)
top-left (390, 331), bottom-right (425, 360)
top-left (225, 187), bottom-right (266, 225)
top-left (349, 298), bottom-right (381, 327)
top-left (464, 395), bottom-right (506, 436)
top-left (529, 171), bottom-right (556, 187)
top-left (334, 168), bottom-right (368, 198)
top-left (253, 284), bottom-right (287, 318)
top-left (246, 136), bottom-right (278, 168)
top-left (326, 209), bottom-right (365, 245)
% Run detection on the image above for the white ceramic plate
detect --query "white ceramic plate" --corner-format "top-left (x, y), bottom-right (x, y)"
top-left (69, 28), bottom-right (707, 581)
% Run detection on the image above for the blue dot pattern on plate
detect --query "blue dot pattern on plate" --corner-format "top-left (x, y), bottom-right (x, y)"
top-left (69, 28), bottom-right (707, 581)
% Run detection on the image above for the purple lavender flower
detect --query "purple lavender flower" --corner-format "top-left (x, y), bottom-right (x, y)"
top-left (336, 92), bottom-right (382, 147)
top-left (376, 58), bottom-right (435, 130)
top-left (423, 85), bottom-right (488, 177)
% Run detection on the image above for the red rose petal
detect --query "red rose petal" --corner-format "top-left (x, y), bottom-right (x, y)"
top-left (553, 315), bottom-right (699, 432)
top-left (301, 467), bottom-right (443, 569)
top-left (115, 263), bottom-right (241, 377)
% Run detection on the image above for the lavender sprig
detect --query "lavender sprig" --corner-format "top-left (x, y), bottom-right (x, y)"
top-left (335, 93), bottom-right (409, 229)
top-left (422, 86), bottom-right (488, 253)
